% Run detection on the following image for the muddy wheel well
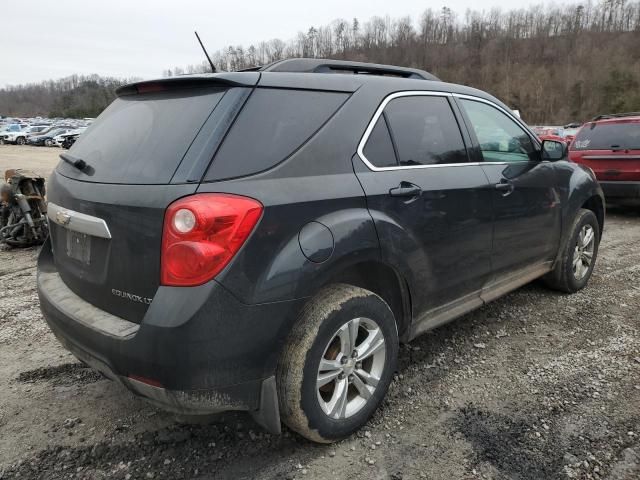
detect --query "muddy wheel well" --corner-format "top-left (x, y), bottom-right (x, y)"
top-left (323, 261), bottom-right (411, 340)
top-left (582, 195), bottom-right (605, 235)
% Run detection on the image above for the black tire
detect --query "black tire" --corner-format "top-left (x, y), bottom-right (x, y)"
top-left (544, 208), bottom-right (600, 293)
top-left (277, 283), bottom-right (398, 443)
top-left (44, 139), bottom-right (53, 147)
top-left (16, 137), bottom-right (25, 145)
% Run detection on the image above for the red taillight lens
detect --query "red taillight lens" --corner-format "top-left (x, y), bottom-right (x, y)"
top-left (161, 193), bottom-right (263, 286)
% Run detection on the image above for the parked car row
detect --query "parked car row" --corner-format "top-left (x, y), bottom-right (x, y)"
top-left (532, 123), bottom-right (581, 145)
top-left (0, 121), bottom-right (87, 148)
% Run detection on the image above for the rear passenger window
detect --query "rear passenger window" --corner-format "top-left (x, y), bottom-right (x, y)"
top-left (384, 96), bottom-right (468, 166)
top-left (363, 116), bottom-right (398, 168)
top-left (205, 88), bottom-right (348, 181)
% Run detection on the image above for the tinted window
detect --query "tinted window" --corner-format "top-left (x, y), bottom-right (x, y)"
top-left (363, 115), bottom-right (397, 168)
top-left (572, 121), bottom-right (640, 150)
top-left (384, 96), bottom-right (467, 166)
top-left (58, 88), bottom-right (227, 184)
top-left (205, 88), bottom-right (348, 181)
top-left (461, 99), bottom-right (536, 163)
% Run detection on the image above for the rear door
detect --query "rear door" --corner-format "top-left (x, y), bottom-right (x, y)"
top-left (46, 80), bottom-right (255, 323)
top-left (456, 96), bottom-right (561, 281)
top-left (570, 119), bottom-right (640, 182)
top-left (353, 92), bottom-right (493, 322)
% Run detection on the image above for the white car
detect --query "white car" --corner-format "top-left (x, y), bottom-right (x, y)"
top-left (0, 123), bottom-right (31, 145)
top-left (53, 127), bottom-right (86, 147)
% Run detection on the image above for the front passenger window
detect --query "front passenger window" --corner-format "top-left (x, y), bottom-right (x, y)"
top-left (461, 99), bottom-right (536, 163)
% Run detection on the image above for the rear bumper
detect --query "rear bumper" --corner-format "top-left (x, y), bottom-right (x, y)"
top-left (37, 240), bottom-right (304, 430)
top-left (599, 181), bottom-right (640, 198)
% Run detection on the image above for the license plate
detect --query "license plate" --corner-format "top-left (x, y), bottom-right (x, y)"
top-left (66, 230), bottom-right (91, 264)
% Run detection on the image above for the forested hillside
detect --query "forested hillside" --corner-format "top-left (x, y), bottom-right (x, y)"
top-left (2, 0), bottom-right (639, 123)
top-left (0, 75), bottom-right (131, 118)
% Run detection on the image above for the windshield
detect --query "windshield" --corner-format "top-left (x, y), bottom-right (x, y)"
top-left (573, 121), bottom-right (640, 150)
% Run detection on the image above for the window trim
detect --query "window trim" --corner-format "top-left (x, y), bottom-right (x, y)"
top-left (357, 91), bottom-right (540, 171)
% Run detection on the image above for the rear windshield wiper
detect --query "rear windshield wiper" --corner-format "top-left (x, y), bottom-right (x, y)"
top-left (60, 153), bottom-right (89, 171)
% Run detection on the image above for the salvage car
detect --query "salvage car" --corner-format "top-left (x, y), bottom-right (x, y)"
top-left (54, 127), bottom-right (86, 148)
top-left (27, 127), bottom-right (73, 147)
top-left (38, 58), bottom-right (605, 443)
top-left (1, 125), bottom-right (50, 145)
top-left (569, 113), bottom-right (640, 202)
top-left (0, 124), bottom-right (25, 144)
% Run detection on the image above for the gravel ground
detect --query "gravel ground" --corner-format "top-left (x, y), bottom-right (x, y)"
top-left (0, 145), bottom-right (639, 479)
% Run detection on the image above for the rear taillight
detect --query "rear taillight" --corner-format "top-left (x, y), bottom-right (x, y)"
top-left (161, 193), bottom-right (263, 286)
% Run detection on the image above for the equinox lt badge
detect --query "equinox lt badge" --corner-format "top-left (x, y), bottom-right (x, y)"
top-left (111, 289), bottom-right (153, 305)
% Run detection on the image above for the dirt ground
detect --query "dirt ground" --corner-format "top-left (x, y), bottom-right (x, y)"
top-left (0, 144), bottom-right (639, 480)
top-left (0, 145), bottom-right (60, 178)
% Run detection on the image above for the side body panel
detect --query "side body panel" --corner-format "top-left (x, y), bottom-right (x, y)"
top-left (480, 161), bottom-right (562, 276)
top-left (352, 159), bottom-right (493, 318)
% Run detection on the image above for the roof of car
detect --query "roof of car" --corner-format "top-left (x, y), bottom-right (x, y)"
top-left (253, 58), bottom-right (440, 81)
top-left (591, 112), bottom-right (640, 123)
top-left (117, 58), bottom-right (512, 114)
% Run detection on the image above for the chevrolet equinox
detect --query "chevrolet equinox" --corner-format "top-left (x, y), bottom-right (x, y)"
top-left (38, 58), bottom-right (605, 443)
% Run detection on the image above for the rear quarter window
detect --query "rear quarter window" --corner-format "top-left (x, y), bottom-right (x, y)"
top-left (204, 88), bottom-right (348, 181)
top-left (572, 121), bottom-right (640, 150)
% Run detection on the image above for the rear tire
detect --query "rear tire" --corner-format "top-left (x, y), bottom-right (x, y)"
top-left (544, 208), bottom-right (600, 293)
top-left (16, 137), bottom-right (25, 145)
top-left (44, 139), bottom-right (53, 147)
top-left (277, 284), bottom-right (398, 443)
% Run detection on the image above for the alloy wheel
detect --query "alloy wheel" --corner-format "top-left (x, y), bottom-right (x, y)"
top-left (573, 224), bottom-right (595, 280)
top-left (316, 317), bottom-right (386, 420)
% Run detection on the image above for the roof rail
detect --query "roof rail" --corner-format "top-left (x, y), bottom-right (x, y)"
top-left (256, 58), bottom-right (440, 81)
top-left (592, 112), bottom-right (640, 121)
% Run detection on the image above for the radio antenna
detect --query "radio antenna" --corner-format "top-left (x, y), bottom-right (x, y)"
top-left (194, 31), bottom-right (216, 73)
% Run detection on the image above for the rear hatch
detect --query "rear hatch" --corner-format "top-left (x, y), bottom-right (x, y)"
top-left (46, 75), bottom-right (257, 323)
top-left (569, 119), bottom-right (640, 181)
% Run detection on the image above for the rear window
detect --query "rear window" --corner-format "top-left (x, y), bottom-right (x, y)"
top-left (57, 88), bottom-right (227, 184)
top-left (572, 121), bottom-right (640, 150)
top-left (204, 88), bottom-right (348, 181)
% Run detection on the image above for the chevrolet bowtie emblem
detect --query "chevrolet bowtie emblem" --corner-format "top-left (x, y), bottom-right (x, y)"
top-left (56, 210), bottom-right (71, 226)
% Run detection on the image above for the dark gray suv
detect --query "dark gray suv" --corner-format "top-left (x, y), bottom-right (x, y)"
top-left (38, 58), bottom-right (604, 443)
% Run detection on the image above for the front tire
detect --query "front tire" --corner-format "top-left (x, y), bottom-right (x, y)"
top-left (277, 284), bottom-right (398, 443)
top-left (44, 139), bottom-right (53, 147)
top-left (544, 208), bottom-right (600, 293)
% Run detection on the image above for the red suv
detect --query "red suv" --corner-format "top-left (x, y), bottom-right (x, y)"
top-left (569, 113), bottom-right (640, 201)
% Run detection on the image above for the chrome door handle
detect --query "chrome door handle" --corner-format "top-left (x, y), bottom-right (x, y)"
top-left (389, 182), bottom-right (422, 198)
top-left (495, 180), bottom-right (514, 196)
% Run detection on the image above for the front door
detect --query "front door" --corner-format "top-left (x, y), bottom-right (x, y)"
top-left (456, 97), bottom-right (562, 283)
top-left (353, 93), bottom-right (493, 327)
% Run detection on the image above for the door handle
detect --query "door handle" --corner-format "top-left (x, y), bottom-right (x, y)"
top-left (495, 180), bottom-right (514, 196)
top-left (389, 182), bottom-right (422, 198)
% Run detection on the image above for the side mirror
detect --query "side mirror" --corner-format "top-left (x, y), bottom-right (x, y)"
top-left (541, 139), bottom-right (567, 161)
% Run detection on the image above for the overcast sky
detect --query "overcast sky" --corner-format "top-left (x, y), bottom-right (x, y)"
top-left (3, 0), bottom-right (544, 87)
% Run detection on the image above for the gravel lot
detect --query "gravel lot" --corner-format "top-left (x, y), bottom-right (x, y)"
top-left (0, 145), bottom-right (639, 480)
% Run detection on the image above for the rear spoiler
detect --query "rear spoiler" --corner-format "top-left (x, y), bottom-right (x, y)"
top-left (116, 72), bottom-right (259, 96)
